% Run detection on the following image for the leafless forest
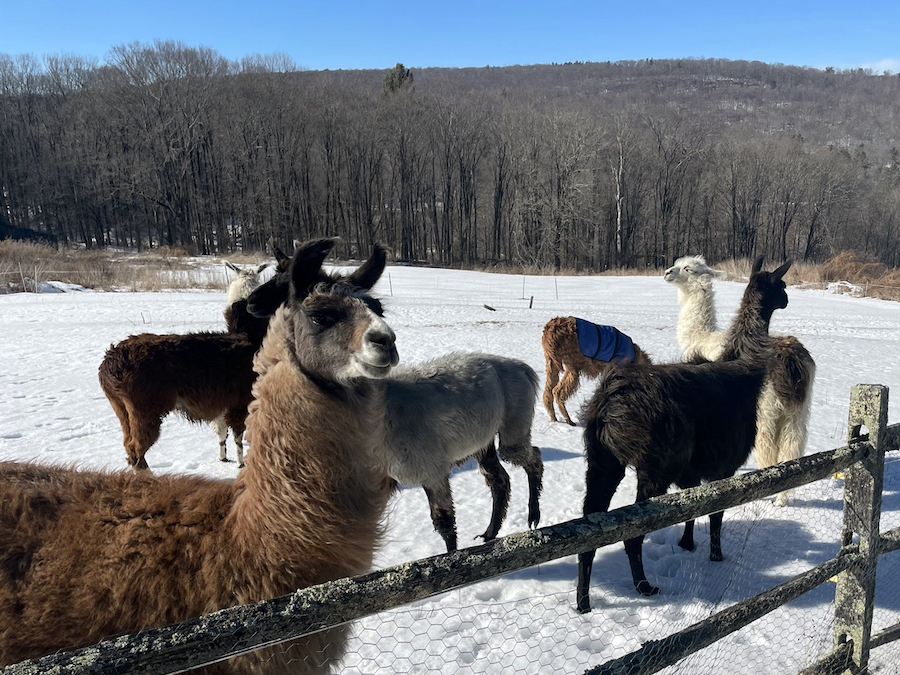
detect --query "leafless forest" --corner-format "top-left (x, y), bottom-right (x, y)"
top-left (2, 42), bottom-right (899, 270)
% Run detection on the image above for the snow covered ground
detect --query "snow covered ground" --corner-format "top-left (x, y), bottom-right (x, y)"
top-left (2, 263), bottom-right (900, 673)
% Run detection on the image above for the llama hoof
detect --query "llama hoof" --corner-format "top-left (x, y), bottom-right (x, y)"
top-left (475, 530), bottom-right (498, 542)
top-left (635, 580), bottom-right (660, 596)
top-left (576, 600), bottom-right (592, 614)
top-left (678, 537), bottom-right (695, 552)
top-left (238, 462), bottom-right (245, 469)
top-left (220, 457), bottom-right (232, 463)
top-left (566, 420), bottom-right (576, 427)
top-left (710, 551), bottom-right (724, 562)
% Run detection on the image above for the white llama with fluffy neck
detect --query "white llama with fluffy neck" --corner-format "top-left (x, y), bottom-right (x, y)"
top-left (664, 255), bottom-right (816, 507)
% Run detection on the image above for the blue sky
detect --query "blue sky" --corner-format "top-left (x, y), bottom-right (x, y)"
top-left (3, 1), bottom-right (899, 73)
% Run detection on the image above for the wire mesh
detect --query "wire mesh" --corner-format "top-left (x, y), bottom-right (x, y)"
top-left (335, 464), bottom-right (900, 675)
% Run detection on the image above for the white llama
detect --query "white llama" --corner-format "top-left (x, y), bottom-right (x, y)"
top-left (663, 255), bottom-right (816, 507)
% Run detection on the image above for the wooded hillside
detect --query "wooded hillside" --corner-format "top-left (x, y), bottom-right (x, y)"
top-left (2, 43), bottom-right (898, 270)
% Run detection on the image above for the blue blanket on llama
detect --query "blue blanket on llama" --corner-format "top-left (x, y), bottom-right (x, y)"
top-left (574, 319), bottom-right (637, 363)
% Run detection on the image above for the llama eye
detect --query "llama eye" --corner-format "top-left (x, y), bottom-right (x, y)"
top-left (308, 311), bottom-right (337, 328)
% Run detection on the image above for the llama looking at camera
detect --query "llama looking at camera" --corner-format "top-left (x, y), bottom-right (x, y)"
top-left (224, 260), bottom-right (270, 306)
top-left (576, 257), bottom-right (791, 610)
top-left (0, 247), bottom-right (399, 673)
top-left (663, 255), bottom-right (815, 506)
top-left (241, 252), bottom-right (544, 553)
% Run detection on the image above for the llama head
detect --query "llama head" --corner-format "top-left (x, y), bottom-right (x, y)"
top-left (283, 281), bottom-right (398, 382)
top-left (225, 260), bottom-right (269, 283)
top-left (246, 238), bottom-right (388, 319)
top-left (747, 256), bottom-right (791, 320)
top-left (225, 261), bottom-right (270, 304)
top-left (663, 255), bottom-right (726, 290)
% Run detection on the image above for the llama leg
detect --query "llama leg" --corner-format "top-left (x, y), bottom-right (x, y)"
top-left (626, 475), bottom-right (667, 596)
top-left (754, 387), bottom-right (787, 505)
top-left (773, 401), bottom-right (812, 506)
top-left (105, 393), bottom-right (135, 464)
top-left (542, 357), bottom-right (561, 423)
top-left (127, 416), bottom-right (162, 471)
top-left (422, 477), bottom-right (458, 553)
top-left (475, 443), bottom-right (511, 542)
top-left (212, 416), bottom-right (229, 462)
top-left (225, 409), bottom-right (248, 468)
top-left (498, 442), bottom-right (544, 528)
top-left (708, 510), bottom-right (725, 561)
top-left (234, 430), bottom-right (245, 468)
top-left (524, 446), bottom-right (544, 528)
top-left (554, 370), bottom-right (581, 426)
top-left (753, 386), bottom-right (780, 470)
top-left (675, 470), bottom-right (702, 551)
top-left (576, 449), bottom-right (626, 613)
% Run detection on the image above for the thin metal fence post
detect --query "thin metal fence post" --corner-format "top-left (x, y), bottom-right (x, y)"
top-left (833, 384), bottom-right (888, 673)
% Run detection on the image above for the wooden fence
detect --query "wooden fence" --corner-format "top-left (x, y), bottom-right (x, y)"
top-left (2, 384), bottom-right (899, 675)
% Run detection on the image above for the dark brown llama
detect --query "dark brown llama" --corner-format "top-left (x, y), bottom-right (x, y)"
top-left (0, 245), bottom-right (399, 674)
top-left (99, 238), bottom-right (386, 470)
top-left (542, 317), bottom-right (652, 425)
top-left (576, 257), bottom-right (791, 610)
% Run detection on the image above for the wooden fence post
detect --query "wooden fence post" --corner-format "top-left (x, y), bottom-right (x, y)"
top-left (832, 384), bottom-right (888, 674)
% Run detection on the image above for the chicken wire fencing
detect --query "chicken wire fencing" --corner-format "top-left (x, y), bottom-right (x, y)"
top-left (341, 467), bottom-right (900, 675)
top-left (4, 394), bottom-right (898, 675)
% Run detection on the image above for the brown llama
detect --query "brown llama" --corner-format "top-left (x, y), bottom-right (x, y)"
top-left (0, 245), bottom-right (400, 673)
top-left (99, 238), bottom-right (386, 470)
top-left (542, 317), bottom-right (652, 425)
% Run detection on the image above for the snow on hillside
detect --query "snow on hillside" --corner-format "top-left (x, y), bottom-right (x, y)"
top-left (2, 264), bottom-right (899, 673)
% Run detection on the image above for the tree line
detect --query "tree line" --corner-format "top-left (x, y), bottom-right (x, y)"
top-left (2, 42), bottom-right (899, 270)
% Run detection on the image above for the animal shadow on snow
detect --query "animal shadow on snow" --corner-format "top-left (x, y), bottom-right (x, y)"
top-left (427, 446), bottom-right (578, 477)
top-left (512, 514), bottom-right (900, 614)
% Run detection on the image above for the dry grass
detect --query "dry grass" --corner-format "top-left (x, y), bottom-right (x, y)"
top-left (2, 241), bottom-right (899, 301)
top-left (0, 240), bottom-right (237, 293)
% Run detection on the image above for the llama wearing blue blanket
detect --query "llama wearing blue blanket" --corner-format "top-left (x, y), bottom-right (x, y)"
top-left (542, 317), bottom-right (651, 425)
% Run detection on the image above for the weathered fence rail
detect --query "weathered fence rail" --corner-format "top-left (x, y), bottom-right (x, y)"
top-left (3, 385), bottom-right (899, 675)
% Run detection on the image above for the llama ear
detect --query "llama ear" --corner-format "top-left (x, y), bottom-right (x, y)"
top-left (256, 263), bottom-right (270, 275)
top-left (773, 259), bottom-right (792, 279)
top-left (751, 256), bottom-right (764, 275)
top-left (246, 277), bottom-right (286, 318)
top-left (225, 261), bottom-right (240, 273)
top-left (712, 268), bottom-right (727, 280)
top-left (273, 243), bottom-right (290, 264)
top-left (346, 243), bottom-right (387, 290)
top-left (289, 238), bottom-right (338, 299)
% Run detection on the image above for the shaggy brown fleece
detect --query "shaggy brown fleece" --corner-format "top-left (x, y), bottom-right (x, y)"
top-left (3, 283), bottom-right (396, 673)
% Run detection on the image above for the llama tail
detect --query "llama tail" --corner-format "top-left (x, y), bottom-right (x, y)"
top-left (770, 336), bottom-right (815, 405)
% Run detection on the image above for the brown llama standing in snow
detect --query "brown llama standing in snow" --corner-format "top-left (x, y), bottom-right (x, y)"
top-left (99, 238), bottom-right (386, 470)
top-left (0, 243), bottom-right (399, 673)
top-left (542, 316), bottom-right (652, 425)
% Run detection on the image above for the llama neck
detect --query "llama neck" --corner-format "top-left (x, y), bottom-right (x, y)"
top-left (721, 289), bottom-right (773, 362)
top-left (676, 284), bottom-right (722, 353)
top-left (229, 330), bottom-right (392, 589)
